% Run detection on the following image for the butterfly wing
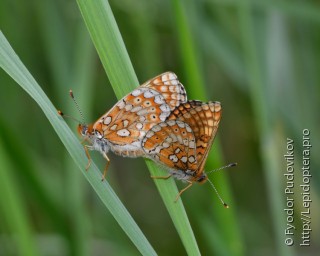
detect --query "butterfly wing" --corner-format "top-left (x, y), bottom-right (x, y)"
top-left (92, 72), bottom-right (187, 155)
top-left (167, 100), bottom-right (222, 176)
top-left (140, 72), bottom-right (187, 109)
top-left (142, 120), bottom-right (198, 174)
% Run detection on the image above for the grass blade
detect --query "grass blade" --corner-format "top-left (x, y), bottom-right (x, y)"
top-left (76, 0), bottom-right (200, 254)
top-left (170, 1), bottom-right (245, 255)
top-left (0, 138), bottom-right (39, 256)
top-left (237, 2), bottom-right (294, 255)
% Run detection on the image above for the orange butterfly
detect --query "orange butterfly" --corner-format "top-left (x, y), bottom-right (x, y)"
top-left (142, 100), bottom-right (231, 205)
top-left (75, 72), bottom-right (187, 179)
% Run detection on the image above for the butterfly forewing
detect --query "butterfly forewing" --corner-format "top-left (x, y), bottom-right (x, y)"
top-left (141, 72), bottom-right (187, 109)
top-left (92, 72), bottom-right (187, 156)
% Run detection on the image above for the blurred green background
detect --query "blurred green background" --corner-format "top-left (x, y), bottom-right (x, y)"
top-left (0, 0), bottom-right (319, 255)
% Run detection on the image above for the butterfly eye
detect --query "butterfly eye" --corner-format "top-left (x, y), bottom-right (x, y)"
top-left (197, 174), bottom-right (207, 183)
top-left (78, 124), bottom-right (86, 136)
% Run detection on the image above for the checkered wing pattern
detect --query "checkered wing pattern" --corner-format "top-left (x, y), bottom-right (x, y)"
top-left (168, 101), bottom-right (222, 175)
top-left (142, 101), bottom-right (222, 178)
top-left (142, 120), bottom-right (198, 171)
top-left (91, 72), bottom-right (187, 156)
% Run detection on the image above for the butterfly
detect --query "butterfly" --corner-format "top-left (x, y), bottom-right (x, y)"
top-left (141, 100), bottom-right (224, 203)
top-left (76, 72), bottom-right (187, 179)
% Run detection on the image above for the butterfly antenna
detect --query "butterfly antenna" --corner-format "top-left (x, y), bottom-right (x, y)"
top-left (57, 90), bottom-right (86, 124)
top-left (58, 110), bottom-right (82, 124)
top-left (206, 162), bottom-right (237, 175)
top-left (207, 178), bottom-right (229, 208)
top-left (69, 89), bottom-right (85, 124)
top-left (205, 163), bottom-right (237, 208)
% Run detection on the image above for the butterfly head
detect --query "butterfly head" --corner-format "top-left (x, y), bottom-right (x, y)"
top-left (78, 123), bottom-right (89, 136)
top-left (196, 173), bottom-right (208, 184)
top-left (58, 109), bottom-right (89, 137)
top-left (78, 123), bottom-right (95, 139)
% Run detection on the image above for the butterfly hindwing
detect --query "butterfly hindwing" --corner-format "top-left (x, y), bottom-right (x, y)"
top-left (167, 100), bottom-right (222, 174)
top-left (141, 100), bottom-right (222, 178)
top-left (142, 120), bottom-right (198, 172)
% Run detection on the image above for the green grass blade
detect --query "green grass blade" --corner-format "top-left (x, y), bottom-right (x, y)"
top-left (0, 116), bottom-right (71, 239)
top-left (76, 0), bottom-right (138, 97)
top-left (213, 0), bottom-right (320, 24)
top-left (36, 3), bottom-right (96, 254)
top-left (197, 20), bottom-right (247, 88)
top-left (76, 0), bottom-right (200, 254)
top-left (237, 2), bottom-right (294, 256)
top-left (171, 1), bottom-right (244, 255)
top-left (0, 138), bottom-right (39, 256)
top-left (0, 31), bottom-right (156, 256)
top-left (171, 0), bottom-right (206, 100)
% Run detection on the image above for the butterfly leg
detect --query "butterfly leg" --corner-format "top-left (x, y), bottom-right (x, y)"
top-left (151, 174), bottom-right (172, 180)
top-left (175, 181), bottom-right (193, 202)
top-left (101, 152), bottom-right (110, 181)
top-left (83, 145), bottom-right (92, 170)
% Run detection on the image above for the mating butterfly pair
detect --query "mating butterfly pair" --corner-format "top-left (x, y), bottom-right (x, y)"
top-left (66, 72), bottom-right (227, 205)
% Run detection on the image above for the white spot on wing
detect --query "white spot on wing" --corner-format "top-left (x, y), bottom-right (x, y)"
top-left (181, 156), bottom-right (187, 163)
top-left (160, 104), bottom-right (170, 112)
top-left (168, 73), bottom-right (176, 80)
top-left (137, 108), bottom-right (148, 116)
top-left (154, 95), bottom-right (165, 104)
top-left (186, 125), bottom-right (192, 133)
top-left (167, 120), bottom-right (176, 126)
top-left (117, 129), bottom-right (130, 137)
top-left (125, 104), bottom-right (133, 111)
top-left (123, 120), bottom-right (129, 127)
top-left (162, 142), bottom-right (170, 148)
top-left (152, 125), bottom-right (161, 132)
top-left (104, 116), bottom-right (112, 125)
top-left (189, 140), bottom-right (196, 149)
top-left (177, 122), bottom-right (185, 128)
top-left (170, 133), bottom-right (177, 142)
top-left (131, 106), bottom-right (143, 112)
top-left (139, 116), bottom-right (146, 122)
top-left (136, 123), bottom-right (143, 130)
top-left (153, 146), bottom-right (161, 154)
top-left (146, 130), bottom-right (154, 138)
top-left (169, 154), bottom-right (179, 163)
top-left (171, 80), bottom-right (178, 85)
top-left (110, 124), bottom-right (117, 131)
top-left (131, 89), bottom-right (142, 96)
top-left (159, 112), bottom-right (169, 121)
top-left (144, 89), bottom-right (157, 98)
top-left (189, 156), bottom-right (195, 163)
top-left (118, 100), bottom-right (125, 109)
top-left (165, 136), bottom-right (173, 143)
